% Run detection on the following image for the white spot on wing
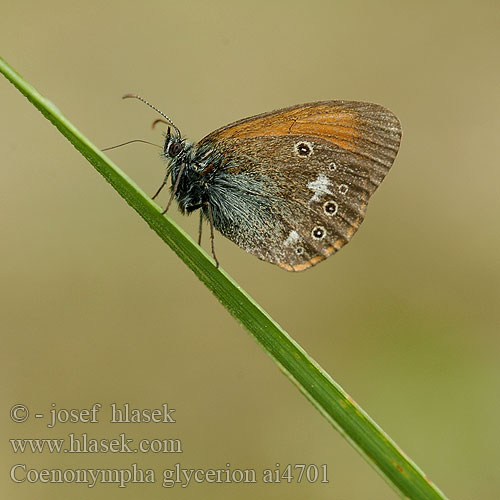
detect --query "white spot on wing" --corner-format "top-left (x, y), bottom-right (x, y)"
top-left (307, 173), bottom-right (333, 202)
top-left (284, 230), bottom-right (300, 247)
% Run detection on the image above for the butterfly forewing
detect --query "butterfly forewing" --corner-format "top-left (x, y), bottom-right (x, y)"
top-left (197, 101), bottom-right (401, 271)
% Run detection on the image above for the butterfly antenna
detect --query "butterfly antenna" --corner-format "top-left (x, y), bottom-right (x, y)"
top-left (101, 139), bottom-right (161, 152)
top-left (122, 93), bottom-right (181, 138)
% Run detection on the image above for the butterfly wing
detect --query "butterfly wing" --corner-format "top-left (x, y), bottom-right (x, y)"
top-left (196, 101), bottom-right (402, 271)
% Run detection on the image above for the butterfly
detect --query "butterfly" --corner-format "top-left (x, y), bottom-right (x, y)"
top-left (122, 95), bottom-right (402, 271)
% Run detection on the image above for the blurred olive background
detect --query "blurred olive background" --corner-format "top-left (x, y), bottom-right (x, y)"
top-left (1, 1), bottom-right (499, 499)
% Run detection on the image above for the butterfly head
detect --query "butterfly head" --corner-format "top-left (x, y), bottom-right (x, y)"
top-left (162, 126), bottom-right (195, 168)
top-left (120, 93), bottom-right (192, 163)
top-left (163, 126), bottom-right (185, 157)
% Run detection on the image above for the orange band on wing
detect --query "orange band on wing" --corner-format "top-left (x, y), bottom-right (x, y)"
top-left (278, 246), bottom-right (340, 272)
top-left (214, 105), bottom-right (359, 152)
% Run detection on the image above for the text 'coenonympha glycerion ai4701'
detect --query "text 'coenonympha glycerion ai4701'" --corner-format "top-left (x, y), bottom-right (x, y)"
top-left (113, 95), bottom-right (402, 271)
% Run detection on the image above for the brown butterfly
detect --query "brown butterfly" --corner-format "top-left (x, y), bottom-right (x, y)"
top-left (123, 95), bottom-right (402, 271)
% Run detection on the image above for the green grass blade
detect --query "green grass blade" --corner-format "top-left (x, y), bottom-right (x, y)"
top-left (1, 56), bottom-right (449, 500)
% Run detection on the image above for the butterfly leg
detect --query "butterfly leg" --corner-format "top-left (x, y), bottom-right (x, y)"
top-left (206, 203), bottom-right (219, 268)
top-left (162, 164), bottom-right (186, 214)
top-left (151, 173), bottom-right (169, 200)
top-left (198, 210), bottom-right (203, 246)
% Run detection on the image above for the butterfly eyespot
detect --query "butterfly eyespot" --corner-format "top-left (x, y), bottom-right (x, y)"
top-left (323, 201), bottom-right (338, 216)
top-left (338, 184), bottom-right (349, 194)
top-left (294, 141), bottom-right (313, 157)
top-left (168, 142), bottom-right (183, 157)
top-left (295, 246), bottom-right (305, 255)
top-left (328, 162), bottom-right (338, 171)
top-left (312, 226), bottom-right (326, 240)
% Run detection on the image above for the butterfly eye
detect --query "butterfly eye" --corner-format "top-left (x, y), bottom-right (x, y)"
top-left (168, 142), bottom-right (183, 157)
